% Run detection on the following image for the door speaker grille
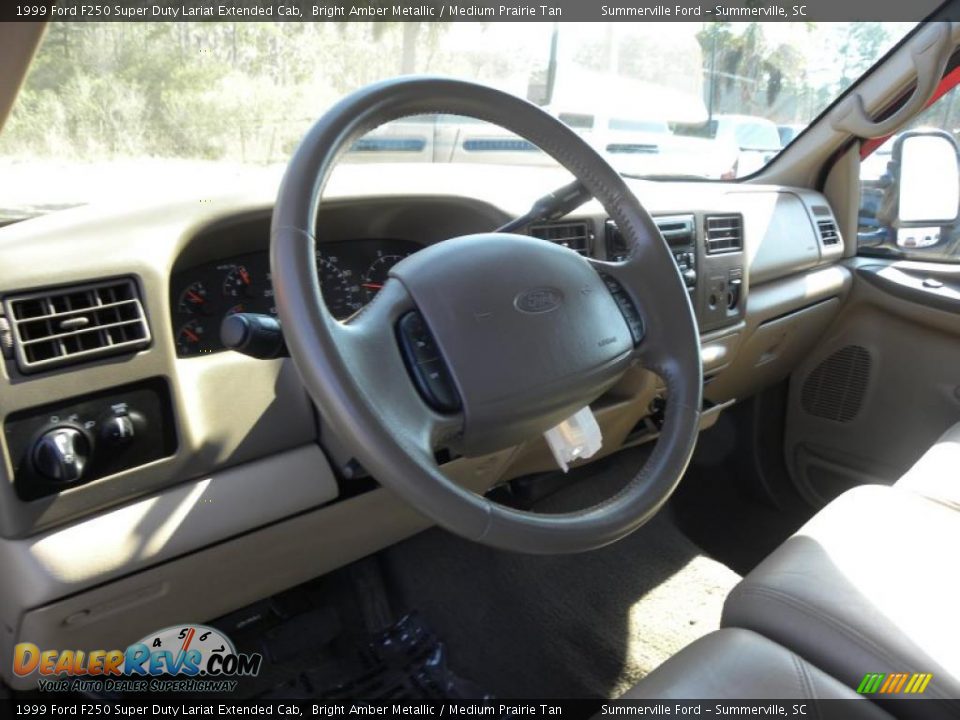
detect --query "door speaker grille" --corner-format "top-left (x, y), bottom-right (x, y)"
top-left (801, 345), bottom-right (871, 422)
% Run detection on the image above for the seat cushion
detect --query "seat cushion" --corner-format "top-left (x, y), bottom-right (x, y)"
top-left (623, 628), bottom-right (889, 715)
top-left (723, 485), bottom-right (960, 716)
top-left (896, 421), bottom-right (960, 510)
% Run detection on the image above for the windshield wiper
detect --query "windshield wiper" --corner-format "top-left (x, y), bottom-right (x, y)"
top-left (619, 172), bottom-right (712, 182)
top-left (0, 210), bottom-right (40, 226)
top-left (496, 178), bottom-right (593, 233)
top-left (496, 170), bottom-right (718, 234)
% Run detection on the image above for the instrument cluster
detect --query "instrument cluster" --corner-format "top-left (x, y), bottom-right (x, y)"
top-left (170, 238), bottom-right (422, 356)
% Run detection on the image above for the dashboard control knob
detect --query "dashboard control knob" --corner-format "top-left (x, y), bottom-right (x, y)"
top-left (682, 269), bottom-right (698, 287)
top-left (32, 427), bottom-right (90, 483)
top-left (101, 414), bottom-right (135, 445)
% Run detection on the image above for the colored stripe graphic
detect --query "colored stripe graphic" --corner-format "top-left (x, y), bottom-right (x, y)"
top-left (879, 674), bottom-right (897, 693)
top-left (895, 674), bottom-right (910, 693)
top-left (857, 674), bottom-right (885, 694)
top-left (857, 672), bottom-right (932, 694)
top-left (908, 673), bottom-right (933, 694)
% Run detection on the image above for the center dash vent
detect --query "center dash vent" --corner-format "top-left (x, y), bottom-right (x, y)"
top-left (704, 215), bottom-right (743, 254)
top-left (4, 278), bottom-right (151, 374)
top-left (605, 215), bottom-right (695, 261)
top-left (817, 219), bottom-right (841, 246)
top-left (529, 221), bottom-right (591, 255)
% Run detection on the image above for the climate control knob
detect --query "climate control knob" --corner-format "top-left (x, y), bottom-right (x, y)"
top-left (101, 414), bottom-right (136, 445)
top-left (32, 427), bottom-right (90, 483)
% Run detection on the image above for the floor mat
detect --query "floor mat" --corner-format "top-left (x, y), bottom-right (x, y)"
top-left (670, 412), bottom-right (814, 575)
top-left (259, 613), bottom-right (493, 700)
top-left (77, 571), bottom-right (497, 702)
top-left (381, 447), bottom-right (741, 699)
top-left (671, 468), bottom-right (810, 575)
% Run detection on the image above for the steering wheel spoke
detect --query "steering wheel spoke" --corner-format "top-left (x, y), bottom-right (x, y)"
top-left (586, 255), bottom-right (654, 363)
top-left (331, 278), bottom-right (465, 456)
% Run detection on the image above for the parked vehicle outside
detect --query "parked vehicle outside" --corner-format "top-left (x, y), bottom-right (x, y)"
top-left (347, 98), bottom-right (737, 179)
top-left (673, 114), bottom-right (782, 177)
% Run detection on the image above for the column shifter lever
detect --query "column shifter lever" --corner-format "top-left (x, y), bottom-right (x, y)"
top-left (220, 313), bottom-right (288, 359)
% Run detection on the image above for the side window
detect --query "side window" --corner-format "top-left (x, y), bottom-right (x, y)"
top-left (858, 84), bottom-right (960, 263)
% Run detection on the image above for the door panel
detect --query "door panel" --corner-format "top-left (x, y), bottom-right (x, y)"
top-left (784, 258), bottom-right (960, 505)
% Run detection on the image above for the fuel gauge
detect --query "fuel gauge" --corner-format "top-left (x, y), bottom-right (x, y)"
top-left (175, 319), bottom-right (207, 356)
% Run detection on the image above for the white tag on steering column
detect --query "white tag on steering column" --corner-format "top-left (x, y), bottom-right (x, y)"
top-left (543, 406), bottom-right (603, 473)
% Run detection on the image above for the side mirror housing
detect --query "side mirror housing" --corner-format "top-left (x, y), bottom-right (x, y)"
top-left (895, 129), bottom-right (960, 226)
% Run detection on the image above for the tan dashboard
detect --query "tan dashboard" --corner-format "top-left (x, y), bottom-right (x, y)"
top-left (0, 164), bottom-right (851, 687)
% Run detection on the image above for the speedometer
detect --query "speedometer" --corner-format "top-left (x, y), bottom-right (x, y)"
top-left (361, 252), bottom-right (410, 302)
top-left (316, 254), bottom-right (362, 319)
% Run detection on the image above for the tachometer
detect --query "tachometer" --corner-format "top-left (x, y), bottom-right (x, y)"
top-left (316, 254), bottom-right (362, 319)
top-left (222, 264), bottom-right (255, 298)
top-left (361, 252), bottom-right (410, 302)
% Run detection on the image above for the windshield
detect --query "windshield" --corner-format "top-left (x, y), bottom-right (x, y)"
top-left (0, 21), bottom-right (916, 220)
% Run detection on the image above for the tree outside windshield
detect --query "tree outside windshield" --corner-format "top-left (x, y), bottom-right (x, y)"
top-left (0, 21), bottom-right (914, 219)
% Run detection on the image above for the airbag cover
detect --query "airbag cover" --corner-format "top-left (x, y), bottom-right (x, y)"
top-left (390, 233), bottom-right (633, 454)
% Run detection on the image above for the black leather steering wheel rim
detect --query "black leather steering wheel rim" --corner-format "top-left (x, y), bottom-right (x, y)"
top-left (271, 77), bottom-right (702, 554)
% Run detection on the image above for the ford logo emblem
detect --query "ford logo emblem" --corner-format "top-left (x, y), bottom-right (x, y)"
top-left (514, 287), bottom-right (563, 314)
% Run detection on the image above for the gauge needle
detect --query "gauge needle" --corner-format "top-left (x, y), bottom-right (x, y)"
top-left (239, 268), bottom-right (252, 285)
top-left (183, 328), bottom-right (199, 342)
top-left (180, 628), bottom-right (196, 653)
top-left (175, 627), bottom-right (196, 673)
top-left (362, 283), bottom-right (384, 290)
top-left (187, 291), bottom-right (204, 304)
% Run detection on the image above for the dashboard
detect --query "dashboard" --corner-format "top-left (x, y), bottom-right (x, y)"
top-left (0, 164), bottom-right (854, 690)
top-left (170, 238), bottom-right (423, 356)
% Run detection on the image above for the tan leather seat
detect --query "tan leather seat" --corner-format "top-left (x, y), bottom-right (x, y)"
top-left (722, 485), bottom-right (960, 717)
top-left (622, 628), bottom-right (890, 716)
top-left (896, 422), bottom-right (960, 510)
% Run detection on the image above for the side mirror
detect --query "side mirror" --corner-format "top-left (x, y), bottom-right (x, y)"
top-left (895, 129), bottom-right (960, 225)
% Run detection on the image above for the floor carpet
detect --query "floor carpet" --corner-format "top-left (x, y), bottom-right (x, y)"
top-left (380, 447), bottom-right (741, 699)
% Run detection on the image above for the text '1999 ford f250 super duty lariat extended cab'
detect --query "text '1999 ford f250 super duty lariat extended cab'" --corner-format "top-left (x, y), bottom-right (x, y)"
top-left (0, 7), bottom-right (959, 716)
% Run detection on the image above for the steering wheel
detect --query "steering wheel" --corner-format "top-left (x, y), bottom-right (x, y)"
top-left (271, 77), bottom-right (702, 554)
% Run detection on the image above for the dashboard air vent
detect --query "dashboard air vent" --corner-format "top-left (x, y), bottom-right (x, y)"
top-left (529, 221), bottom-right (591, 255)
top-left (704, 215), bottom-right (743, 254)
top-left (4, 279), bottom-right (151, 374)
top-left (817, 219), bottom-right (841, 246)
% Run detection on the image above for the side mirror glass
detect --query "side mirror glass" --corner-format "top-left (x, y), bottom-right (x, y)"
top-left (896, 130), bottom-right (960, 225)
